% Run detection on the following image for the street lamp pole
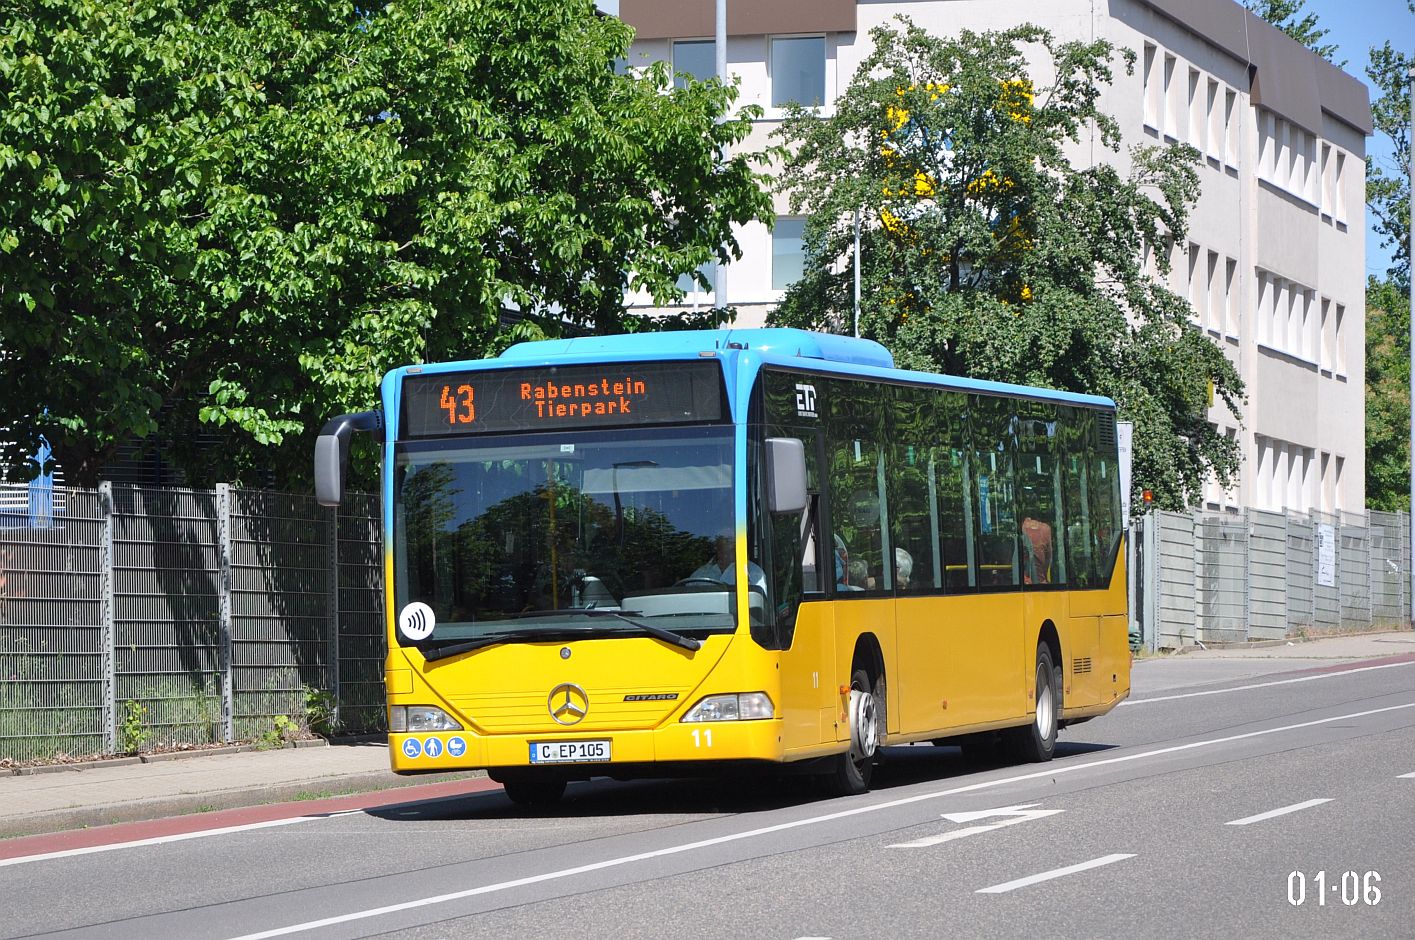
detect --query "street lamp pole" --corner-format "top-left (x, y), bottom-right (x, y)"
top-left (1407, 66), bottom-right (1413, 629)
top-left (713, 0), bottom-right (727, 313)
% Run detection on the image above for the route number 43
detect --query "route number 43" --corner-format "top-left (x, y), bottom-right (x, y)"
top-left (691, 729), bottom-right (714, 748)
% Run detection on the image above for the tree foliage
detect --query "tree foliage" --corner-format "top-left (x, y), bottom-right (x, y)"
top-left (770, 20), bottom-right (1243, 512)
top-left (1366, 10), bottom-right (1412, 290)
top-left (1362, 1), bottom-right (1413, 511)
top-left (1244, 0), bottom-right (1340, 64)
top-left (1365, 278), bottom-right (1409, 511)
top-left (0, 0), bottom-right (771, 487)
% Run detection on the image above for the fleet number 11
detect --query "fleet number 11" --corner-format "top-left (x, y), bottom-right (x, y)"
top-left (692, 729), bottom-right (713, 748)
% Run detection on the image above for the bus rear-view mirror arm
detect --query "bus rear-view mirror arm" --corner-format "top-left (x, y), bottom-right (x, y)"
top-left (765, 437), bottom-right (808, 515)
top-left (314, 409), bottom-right (384, 507)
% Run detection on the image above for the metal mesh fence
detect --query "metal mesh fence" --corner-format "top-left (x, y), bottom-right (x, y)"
top-left (1197, 513), bottom-right (1249, 643)
top-left (338, 493), bottom-right (386, 734)
top-left (229, 488), bottom-right (333, 740)
top-left (1133, 508), bottom-right (1413, 649)
top-left (0, 489), bottom-right (106, 761)
top-left (1, 484), bottom-right (386, 763)
top-left (111, 486), bottom-right (223, 748)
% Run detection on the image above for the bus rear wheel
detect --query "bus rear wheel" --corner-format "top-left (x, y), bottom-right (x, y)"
top-left (1004, 643), bottom-right (1060, 763)
top-left (825, 667), bottom-right (881, 796)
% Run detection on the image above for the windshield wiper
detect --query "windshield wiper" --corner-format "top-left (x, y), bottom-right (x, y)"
top-left (510, 609), bottom-right (702, 651)
top-left (419, 633), bottom-right (518, 663)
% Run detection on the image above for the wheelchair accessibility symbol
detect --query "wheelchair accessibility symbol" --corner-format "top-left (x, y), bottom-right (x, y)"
top-left (402, 738), bottom-right (422, 759)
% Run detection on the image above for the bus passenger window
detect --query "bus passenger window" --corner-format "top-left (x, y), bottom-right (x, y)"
top-left (1059, 406), bottom-right (1095, 587)
top-left (825, 379), bottom-right (888, 594)
top-left (968, 394), bottom-right (1019, 588)
top-left (1015, 404), bottom-right (1065, 586)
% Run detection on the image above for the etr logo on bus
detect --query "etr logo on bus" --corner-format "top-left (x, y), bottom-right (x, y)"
top-left (795, 384), bottom-right (818, 418)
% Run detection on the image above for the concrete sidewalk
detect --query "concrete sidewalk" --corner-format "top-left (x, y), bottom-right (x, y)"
top-left (0, 739), bottom-right (476, 839)
top-left (1, 630), bottom-right (1409, 840)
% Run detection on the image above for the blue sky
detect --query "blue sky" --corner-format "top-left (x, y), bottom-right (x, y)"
top-left (1304, 0), bottom-right (1412, 279)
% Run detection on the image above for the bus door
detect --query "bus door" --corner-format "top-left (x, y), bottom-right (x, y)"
top-left (756, 375), bottom-right (835, 755)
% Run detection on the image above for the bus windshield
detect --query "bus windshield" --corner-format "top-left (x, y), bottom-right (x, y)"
top-left (392, 425), bottom-right (740, 648)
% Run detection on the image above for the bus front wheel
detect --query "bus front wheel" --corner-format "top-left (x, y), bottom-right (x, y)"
top-left (1004, 644), bottom-right (1060, 763)
top-left (497, 774), bottom-right (567, 806)
top-left (826, 667), bottom-right (881, 796)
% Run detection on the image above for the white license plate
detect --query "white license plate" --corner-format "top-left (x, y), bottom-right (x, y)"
top-left (529, 740), bottom-right (611, 764)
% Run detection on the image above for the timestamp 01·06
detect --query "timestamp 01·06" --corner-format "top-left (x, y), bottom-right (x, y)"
top-left (1288, 870), bottom-right (1381, 906)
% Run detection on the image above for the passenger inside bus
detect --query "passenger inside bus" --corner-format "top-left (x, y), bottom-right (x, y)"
top-left (1021, 514), bottom-right (1054, 584)
top-left (834, 535), bottom-right (864, 591)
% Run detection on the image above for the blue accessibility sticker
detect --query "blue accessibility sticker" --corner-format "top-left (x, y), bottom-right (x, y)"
top-left (447, 736), bottom-right (467, 758)
top-left (424, 737), bottom-right (444, 759)
top-left (402, 738), bottom-right (422, 759)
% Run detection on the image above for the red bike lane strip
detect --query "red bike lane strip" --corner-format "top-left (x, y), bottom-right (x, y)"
top-left (0, 776), bottom-right (504, 864)
top-left (1282, 650), bottom-right (1415, 674)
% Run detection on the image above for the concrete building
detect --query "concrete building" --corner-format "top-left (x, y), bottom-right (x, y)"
top-left (617, 0), bottom-right (1372, 514)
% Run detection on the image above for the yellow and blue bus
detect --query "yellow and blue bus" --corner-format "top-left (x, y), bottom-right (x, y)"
top-left (314, 328), bottom-right (1129, 803)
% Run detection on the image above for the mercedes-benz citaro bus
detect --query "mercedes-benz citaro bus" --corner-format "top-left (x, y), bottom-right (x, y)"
top-left (314, 328), bottom-right (1130, 804)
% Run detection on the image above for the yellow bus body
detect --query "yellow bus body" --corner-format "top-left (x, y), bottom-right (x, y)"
top-left (385, 542), bottom-right (1129, 774)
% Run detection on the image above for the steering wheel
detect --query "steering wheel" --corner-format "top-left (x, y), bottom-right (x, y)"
top-left (675, 577), bottom-right (728, 588)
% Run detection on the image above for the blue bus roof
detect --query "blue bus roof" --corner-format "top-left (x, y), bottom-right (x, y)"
top-left (497, 328), bottom-right (895, 370)
top-left (492, 328), bottom-right (1113, 410)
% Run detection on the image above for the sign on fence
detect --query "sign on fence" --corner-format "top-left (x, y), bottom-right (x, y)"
top-left (1315, 523), bottom-right (1336, 588)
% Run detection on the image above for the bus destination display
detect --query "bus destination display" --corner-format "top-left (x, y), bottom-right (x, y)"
top-left (401, 361), bottom-right (724, 437)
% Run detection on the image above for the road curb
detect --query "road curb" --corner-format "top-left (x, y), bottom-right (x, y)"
top-left (0, 769), bottom-right (483, 840)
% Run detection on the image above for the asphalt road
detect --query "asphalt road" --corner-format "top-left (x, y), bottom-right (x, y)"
top-left (3, 652), bottom-right (1413, 940)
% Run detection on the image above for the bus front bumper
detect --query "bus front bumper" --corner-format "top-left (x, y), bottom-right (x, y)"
top-left (387, 718), bottom-right (786, 775)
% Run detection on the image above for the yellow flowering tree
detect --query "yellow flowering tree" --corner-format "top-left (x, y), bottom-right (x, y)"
top-left (771, 18), bottom-right (1242, 511)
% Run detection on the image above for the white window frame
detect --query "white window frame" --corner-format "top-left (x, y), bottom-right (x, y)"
top-left (768, 34), bottom-right (828, 115)
top-left (1142, 43), bottom-right (1160, 133)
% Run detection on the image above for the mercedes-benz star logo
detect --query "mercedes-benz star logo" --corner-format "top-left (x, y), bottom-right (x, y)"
top-left (548, 683), bottom-right (589, 725)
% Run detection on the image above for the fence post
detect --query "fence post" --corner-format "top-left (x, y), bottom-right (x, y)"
top-left (98, 482), bottom-right (117, 755)
top-left (1398, 509), bottom-right (1409, 628)
top-left (328, 502), bottom-right (341, 731)
top-left (1142, 513), bottom-right (1159, 652)
top-left (215, 484), bottom-right (235, 743)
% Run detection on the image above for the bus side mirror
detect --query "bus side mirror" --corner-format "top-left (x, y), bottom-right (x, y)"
top-left (765, 437), bottom-right (808, 514)
top-left (314, 410), bottom-right (383, 507)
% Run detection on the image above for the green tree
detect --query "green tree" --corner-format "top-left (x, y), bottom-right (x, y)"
top-left (1243, 0), bottom-right (1340, 64)
top-left (770, 20), bottom-right (1242, 511)
top-left (1362, 2), bottom-right (1413, 510)
top-left (0, 0), bottom-right (771, 487)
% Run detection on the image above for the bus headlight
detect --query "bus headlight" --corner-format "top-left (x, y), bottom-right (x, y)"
top-left (389, 705), bottom-right (463, 732)
top-left (681, 693), bottom-right (774, 722)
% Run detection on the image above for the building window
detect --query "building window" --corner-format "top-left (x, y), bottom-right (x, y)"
top-left (676, 262), bottom-right (717, 298)
top-left (1334, 303), bottom-right (1346, 376)
top-left (1320, 143), bottom-right (1334, 218)
top-left (772, 217), bottom-right (806, 290)
top-left (1224, 89), bottom-right (1238, 167)
top-left (1142, 44), bottom-right (1160, 132)
top-left (672, 40), bottom-right (715, 89)
top-left (1187, 68), bottom-right (1202, 150)
top-left (1205, 78), bottom-right (1221, 163)
top-left (1162, 53), bottom-right (1179, 140)
top-left (1224, 257), bottom-right (1238, 337)
top-left (771, 36), bottom-right (825, 108)
top-left (1334, 152), bottom-right (1348, 224)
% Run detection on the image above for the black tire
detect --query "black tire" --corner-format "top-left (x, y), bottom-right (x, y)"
top-left (825, 667), bottom-right (882, 796)
top-left (958, 731), bottom-right (1006, 766)
top-left (1004, 643), bottom-right (1061, 763)
top-left (500, 775), bottom-right (567, 806)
